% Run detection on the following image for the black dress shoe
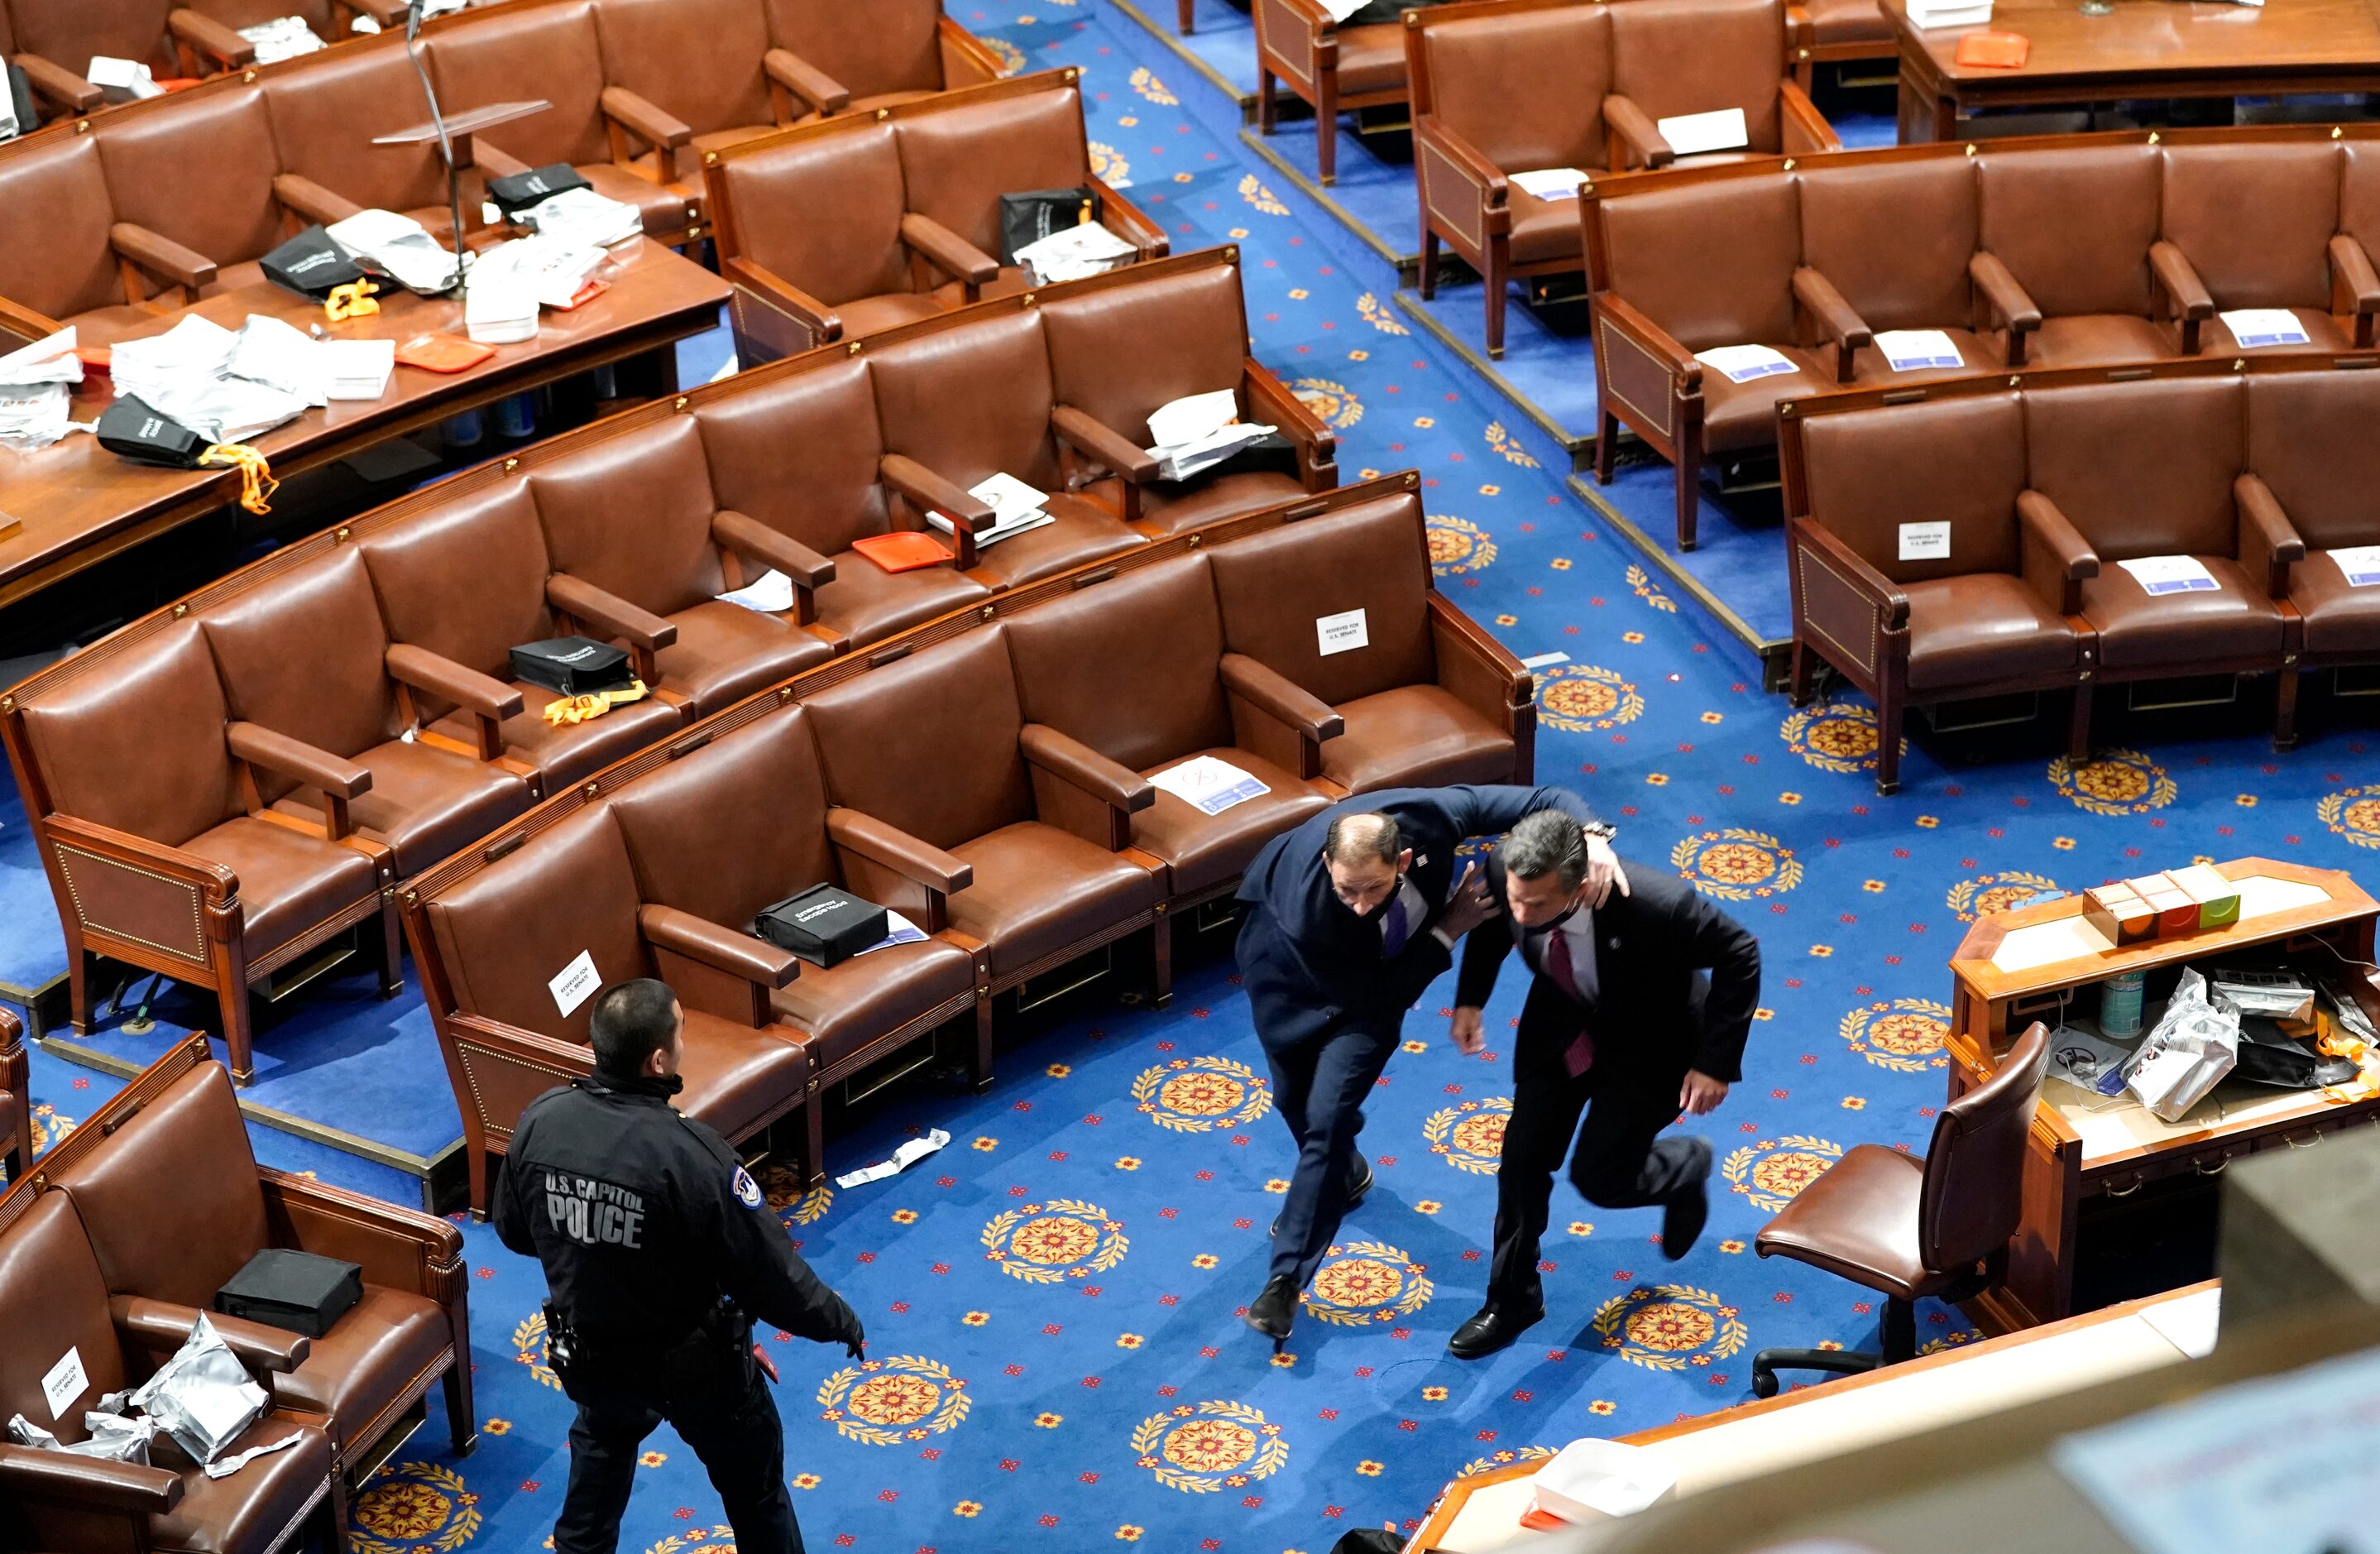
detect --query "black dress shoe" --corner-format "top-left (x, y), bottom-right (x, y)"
top-left (1244, 1275), bottom-right (1300, 1347)
top-left (1271, 1156), bottom-right (1375, 1238)
top-left (1660, 1141), bottom-right (1714, 1261)
top-left (1448, 1298), bottom-right (1545, 1360)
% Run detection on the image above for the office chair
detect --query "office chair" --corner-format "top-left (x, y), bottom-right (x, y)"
top-left (1749, 1019), bottom-right (2051, 1397)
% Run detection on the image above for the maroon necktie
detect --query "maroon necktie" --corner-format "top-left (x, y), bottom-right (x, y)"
top-left (1540, 928), bottom-right (1597, 1078)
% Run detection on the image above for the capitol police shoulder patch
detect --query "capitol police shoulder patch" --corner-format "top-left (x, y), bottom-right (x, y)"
top-left (733, 1164), bottom-right (764, 1211)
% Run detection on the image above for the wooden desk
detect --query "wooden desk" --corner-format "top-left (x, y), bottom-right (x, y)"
top-left (0, 240), bottom-right (728, 610)
top-left (1948, 857), bottom-right (2380, 1327)
top-left (1886, 0), bottom-right (2380, 142)
top-left (1405, 1283), bottom-right (2220, 1552)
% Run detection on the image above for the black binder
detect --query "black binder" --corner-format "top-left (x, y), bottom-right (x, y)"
top-left (510, 636), bottom-right (635, 696)
top-left (215, 1249), bottom-right (362, 1339)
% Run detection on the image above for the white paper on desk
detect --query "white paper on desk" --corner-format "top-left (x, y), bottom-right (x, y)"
top-left (0, 386), bottom-right (75, 450)
top-left (0, 329), bottom-right (81, 388)
top-left (2220, 307), bottom-right (2310, 348)
top-left (717, 568), bottom-right (795, 613)
top-left (86, 56), bottom-right (164, 101)
top-left (227, 315), bottom-right (328, 405)
top-left (472, 235), bottom-right (607, 309)
top-left (1149, 755), bottom-right (1271, 816)
top-left (327, 209), bottom-right (462, 294)
top-left (855, 911), bottom-right (930, 956)
top-left (2333, 544), bottom-right (2380, 587)
top-left (1016, 221), bottom-right (1137, 285)
top-left (2051, 1342), bottom-right (2380, 1554)
top-left (1875, 329), bottom-right (1964, 372)
top-left (835, 1128), bottom-right (951, 1189)
top-left (465, 279), bottom-right (540, 346)
top-left (1655, 108), bottom-right (1748, 156)
top-left (1319, 0), bottom-right (1368, 19)
top-left (2138, 1289), bottom-right (2220, 1360)
top-left (320, 339), bottom-right (396, 401)
top-left (237, 17), bottom-right (328, 63)
top-left (1693, 343), bottom-right (1797, 384)
top-left (518, 187), bottom-right (644, 249)
top-left (2118, 554), bottom-right (2218, 596)
top-left (1511, 167), bottom-right (1590, 202)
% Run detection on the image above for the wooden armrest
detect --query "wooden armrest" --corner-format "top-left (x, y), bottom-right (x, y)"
top-left (274, 172), bottom-right (365, 228)
top-left (1777, 80), bottom-right (1840, 154)
top-left (41, 812), bottom-right (239, 900)
top-left (0, 298), bottom-right (69, 351)
top-left (601, 86), bottom-right (692, 153)
top-left (1793, 266), bottom-right (1870, 382)
top-left (2329, 234), bottom-right (2380, 312)
top-left (1969, 251), bottom-right (2041, 363)
top-left (899, 211), bottom-right (999, 288)
top-left (1243, 360), bottom-right (1335, 467)
top-left (2234, 473), bottom-right (2305, 598)
top-left (166, 7), bottom-right (256, 67)
top-left (639, 904), bottom-right (799, 990)
top-left (15, 53), bottom-right (104, 113)
top-left (2148, 241), bottom-right (2215, 320)
top-left (1093, 179), bottom-right (1169, 258)
top-left (764, 46), bottom-right (850, 116)
top-left (259, 1165), bottom-right (462, 1291)
top-left (112, 1294), bottom-right (309, 1372)
top-left (227, 722), bottom-right (371, 799)
top-left (722, 256), bottom-right (843, 349)
top-left (1020, 723), bottom-right (1154, 813)
top-left (111, 223), bottom-right (217, 292)
top-left (546, 573), bottom-right (679, 653)
top-left (1219, 653), bottom-right (1342, 741)
top-left (1791, 516), bottom-right (1910, 631)
top-left (386, 644), bottom-right (523, 722)
top-left (0, 1443), bottom-right (182, 1514)
top-left (879, 453), bottom-right (991, 569)
top-left (826, 808), bottom-right (974, 895)
top-left (1052, 404), bottom-right (1161, 484)
top-left (2016, 489), bottom-right (2099, 615)
top-left (1602, 96), bottom-right (1674, 170)
top-left (713, 509), bottom-right (835, 588)
top-left (1592, 292), bottom-right (1702, 388)
top-left (1414, 114), bottom-right (1510, 203)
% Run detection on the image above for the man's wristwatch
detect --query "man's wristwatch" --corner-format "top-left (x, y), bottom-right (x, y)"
top-left (1582, 821), bottom-right (1618, 842)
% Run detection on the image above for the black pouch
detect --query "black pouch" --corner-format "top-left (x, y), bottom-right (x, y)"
top-left (2234, 1019), bottom-right (2356, 1089)
top-left (260, 225), bottom-right (364, 299)
top-left (510, 636), bottom-right (634, 695)
top-left (2, 62), bottom-right (36, 142)
top-left (998, 186), bottom-right (1101, 263)
top-left (97, 396), bottom-right (207, 468)
top-left (490, 162), bottom-right (592, 221)
top-left (754, 885), bottom-right (887, 966)
top-left (214, 1248), bottom-right (363, 1338)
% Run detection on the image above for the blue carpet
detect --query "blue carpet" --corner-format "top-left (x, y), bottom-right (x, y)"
top-left (9, 7), bottom-right (2380, 1552)
top-left (1576, 462), bottom-right (1797, 650)
top-left (1396, 284), bottom-right (1601, 458)
top-left (0, 784), bottom-right (68, 1000)
top-left (1113, 0), bottom-right (1262, 103)
top-left (1238, 118), bottom-right (1424, 266)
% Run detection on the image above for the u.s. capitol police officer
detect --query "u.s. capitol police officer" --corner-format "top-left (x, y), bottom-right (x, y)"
top-left (496, 978), bottom-right (864, 1554)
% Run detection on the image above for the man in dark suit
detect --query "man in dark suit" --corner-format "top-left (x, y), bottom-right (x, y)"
top-left (1233, 784), bottom-right (1623, 1346)
top-left (1444, 808), bottom-right (1760, 1360)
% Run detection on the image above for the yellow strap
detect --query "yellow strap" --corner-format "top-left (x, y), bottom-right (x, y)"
top-left (198, 443), bottom-right (278, 516)
top-left (325, 281), bottom-right (381, 322)
top-left (542, 679), bottom-right (650, 727)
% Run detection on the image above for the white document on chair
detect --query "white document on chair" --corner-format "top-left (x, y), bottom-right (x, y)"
top-left (1320, 0), bottom-right (1369, 19)
top-left (549, 951), bottom-right (601, 1018)
top-left (716, 568), bottom-right (794, 613)
top-left (2333, 544), bottom-right (2380, 587)
top-left (2220, 308), bottom-right (2310, 348)
top-left (1875, 329), bottom-right (1965, 372)
top-left (1899, 521), bottom-right (1951, 562)
top-left (1693, 343), bottom-right (1796, 383)
top-left (1149, 755), bottom-right (1271, 816)
top-left (1655, 108), bottom-right (1748, 156)
top-left (2118, 555), bottom-right (2219, 596)
top-left (1511, 168), bottom-right (1590, 202)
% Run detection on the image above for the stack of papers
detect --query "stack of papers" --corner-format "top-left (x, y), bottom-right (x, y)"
top-left (1147, 755), bottom-right (1271, 816)
top-left (1511, 168), bottom-right (1589, 202)
top-left (518, 188), bottom-right (643, 249)
top-left (1693, 343), bottom-right (1798, 384)
top-left (224, 315), bottom-right (328, 402)
top-left (470, 235), bottom-right (606, 309)
top-left (1014, 222), bottom-right (1137, 285)
top-left (1875, 329), bottom-right (1965, 372)
top-left (237, 17), bottom-right (328, 63)
top-left (322, 339), bottom-right (395, 401)
top-left (1143, 388), bottom-right (1278, 482)
top-left (111, 316), bottom-right (314, 444)
top-left (931, 472), bottom-right (1055, 548)
top-left (2117, 555), bottom-right (2219, 597)
top-left (86, 56), bottom-right (165, 103)
top-left (1655, 108), bottom-right (1749, 156)
top-left (464, 281), bottom-right (539, 345)
top-left (1906, 0), bottom-right (1994, 26)
top-left (0, 329), bottom-right (84, 451)
top-left (2220, 308), bottom-right (2311, 348)
top-left (326, 209), bottom-right (462, 295)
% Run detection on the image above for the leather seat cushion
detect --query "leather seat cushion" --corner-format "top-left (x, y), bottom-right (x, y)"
top-left (1333, 23), bottom-right (1407, 97)
top-left (151, 1413), bottom-right (336, 1554)
top-left (965, 492), bottom-right (1147, 590)
top-left (1323, 684), bottom-right (1514, 791)
top-left (1506, 185), bottom-right (1587, 268)
top-left (272, 741), bottom-right (529, 880)
top-left (769, 935), bottom-right (977, 1072)
top-left (2197, 307), bottom-right (2353, 355)
top-left (811, 548), bottom-right (993, 650)
top-left (1755, 1143), bottom-right (1946, 1302)
top-left (656, 600), bottom-right (838, 716)
top-left (1132, 749), bottom-right (1334, 896)
top-left (1999, 313), bottom-right (2173, 369)
top-left (836, 290), bottom-right (955, 338)
top-left (429, 684), bottom-right (683, 794)
top-left (188, 817), bottom-right (380, 962)
top-left (1903, 573), bottom-right (2077, 693)
top-left (2291, 549), bottom-right (2380, 658)
top-left (2080, 555), bottom-right (2286, 672)
top-left (578, 163), bottom-right (700, 239)
top-left (1698, 346), bottom-right (1831, 454)
top-left (1803, 0), bottom-right (1893, 46)
top-left (1819, 327), bottom-right (1995, 389)
top-left (675, 1010), bottom-right (810, 1140)
top-left (949, 822), bottom-right (1159, 978)
top-left (1085, 469), bottom-right (1310, 540)
top-left (271, 1284), bottom-right (451, 1456)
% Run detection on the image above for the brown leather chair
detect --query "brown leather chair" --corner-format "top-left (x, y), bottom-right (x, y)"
top-left (6, 0), bottom-right (271, 107)
top-left (2243, 368), bottom-right (2380, 738)
top-left (1750, 1021), bottom-right (2050, 1393)
top-left (2157, 141), bottom-right (2368, 355)
top-left (39, 1038), bottom-right (476, 1473)
top-left (1, 0), bottom-right (105, 132)
top-left (1792, 0), bottom-right (1892, 90)
top-left (0, 1010), bottom-right (26, 1183)
top-left (413, 802), bottom-right (816, 1213)
top-left (707, 72), bottom-right (1166, 360)
top-left (1973, 142), bottom-right (2185, 370)
top-left (7, 620), bottom-right (401, 1086)
top-left (591, 0), bottom-right (789, 184)
top-left (259, 29), bottom-right (480, 241)
top-left (0, 1187), bottom-right (347, 1554)
top-left (759, 0), bottom-right (1006, 123)
top-left (1784, 391), bottom-right (2090, 795)
top-left (528, 415), bottom-right (842, 714)
top-left (1252, 0), bottom-right (1417, 188)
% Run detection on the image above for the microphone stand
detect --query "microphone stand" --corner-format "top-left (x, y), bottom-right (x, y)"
top-left (402, 0), bottom-right (469, 304)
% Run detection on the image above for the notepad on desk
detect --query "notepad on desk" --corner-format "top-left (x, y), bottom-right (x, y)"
top-left (320, 339), bottom-right (395, 401)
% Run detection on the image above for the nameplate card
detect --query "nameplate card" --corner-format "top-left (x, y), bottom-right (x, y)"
top-left (1317, 607), bottom-right (1369, 655)
top-left (41, 1347), bottom-right (88, 1421)
top-left (1899, 520), bottom-right (1951, 561)
top-left (549, 950), bottom-right (601, 1017)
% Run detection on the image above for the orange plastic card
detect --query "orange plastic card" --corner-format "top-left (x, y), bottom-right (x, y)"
top-left (394, 333), bottom-right (496, 373)
top-left (1956, 31), bottom-right (2029, 67)
top-left (852, 531), bottom-right (956, 573)
top-left (550, 279), bottom-right (611, 312)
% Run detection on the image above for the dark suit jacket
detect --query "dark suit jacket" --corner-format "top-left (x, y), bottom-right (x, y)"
top-left (1453, 851), bottom-right (1761, 1083)
top-left (1234, 784), bottom-right (1598, 1048)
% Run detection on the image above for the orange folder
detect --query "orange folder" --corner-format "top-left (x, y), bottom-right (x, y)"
top-left (852, 531), bottom-right (956, 573)
top-left (1956, 31), bottom-right (2029, 68)
top-left (394, 333), bottom-right (496, 373)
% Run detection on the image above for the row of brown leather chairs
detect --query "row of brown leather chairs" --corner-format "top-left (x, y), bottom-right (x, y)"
top-left (0, 0), bottom-right (1003, 343)
top-left (1781, 357), bottom-right (2380, 793)
top-left (1582, 127), bottom-right (2380, 549)
top-left (1408, 0), bottom-right (1840, 360)
top-left (0, 1038), bottom-right (472, 1554)
top-left (0, 251), bottom-right (1332, 1089)
top-left (402, 475), bottom-right (1535, 1211)
top-left (709, 70), bottom-right (1168, 359)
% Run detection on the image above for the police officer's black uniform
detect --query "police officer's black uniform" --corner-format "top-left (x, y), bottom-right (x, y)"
top-left (495, 1069), bottom-right (864, 1554)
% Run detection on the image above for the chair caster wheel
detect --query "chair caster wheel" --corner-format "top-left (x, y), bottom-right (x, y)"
top-left (1750, 1364), bottom-right (1779, 1399)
